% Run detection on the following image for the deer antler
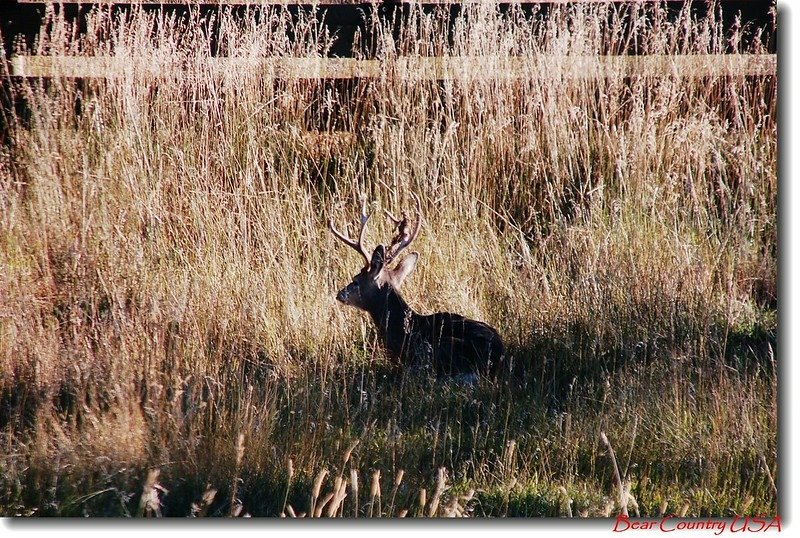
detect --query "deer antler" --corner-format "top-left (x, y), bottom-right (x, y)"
top-left (329, 200), bottom-right (371, 266)
top-left (385, 193), bottom-right (422, 263)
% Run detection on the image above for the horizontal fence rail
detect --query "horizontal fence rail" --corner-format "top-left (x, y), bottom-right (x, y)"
top-left (9, 0), bottom-right (441, 3)
top-left (14, 0), bottom-right (756, 4)
top-left (9, 53), bottom-right (776, 80)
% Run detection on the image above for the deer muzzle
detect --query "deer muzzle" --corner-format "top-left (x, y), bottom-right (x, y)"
top-left (336, 288), bottom-right (350, 303)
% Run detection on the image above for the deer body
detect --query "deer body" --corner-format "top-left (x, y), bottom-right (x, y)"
top-left (330, 196), bottom-right (505, 378)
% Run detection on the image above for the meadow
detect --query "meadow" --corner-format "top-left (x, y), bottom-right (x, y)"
top-left (0, 2), bottom-right (776, 517)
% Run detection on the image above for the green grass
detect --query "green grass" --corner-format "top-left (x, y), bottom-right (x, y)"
top-left (0, 1), bottom-right (776, 517)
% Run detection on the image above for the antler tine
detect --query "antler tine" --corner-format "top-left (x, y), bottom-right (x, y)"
top-left (383, 208), bottom-right (403, 227)
top-left (329, 202), bottom-right (372, 266)
top-left (386, 193), bottom-right (423, 262)
top-left (357, 200), bottom-right (371, 257)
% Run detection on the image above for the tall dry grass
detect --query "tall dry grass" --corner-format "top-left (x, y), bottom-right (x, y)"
top-left (0, 1), bottom-right (776, 516)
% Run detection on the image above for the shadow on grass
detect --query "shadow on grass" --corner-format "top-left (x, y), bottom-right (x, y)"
top-left (0, 312), bottom-right (777, 517)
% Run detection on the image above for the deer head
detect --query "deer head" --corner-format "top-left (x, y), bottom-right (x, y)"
top-left (329, 194), bottom-right (422, 312)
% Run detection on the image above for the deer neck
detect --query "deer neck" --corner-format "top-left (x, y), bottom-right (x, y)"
top-left (369, 286), bottom-right (415, 359)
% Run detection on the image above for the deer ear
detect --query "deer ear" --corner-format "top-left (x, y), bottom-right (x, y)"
top-left (370, 245), bottom-right (386, 271)
top-left (389, 252), bottom-right (419, 288)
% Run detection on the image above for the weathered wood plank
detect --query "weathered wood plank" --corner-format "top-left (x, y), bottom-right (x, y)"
top-left (9, 54), bottom-right (776, 80)
top-left (14, 0), bottom-right (367, 4)
top-left (13, 0), bottom-right (762, 4)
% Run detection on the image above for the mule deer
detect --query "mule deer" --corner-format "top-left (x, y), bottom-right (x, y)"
top-left (329, 194), bottom-right (505, 378)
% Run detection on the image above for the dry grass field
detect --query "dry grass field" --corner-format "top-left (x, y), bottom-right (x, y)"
top-left (0, 2), bottom-right (776, 517)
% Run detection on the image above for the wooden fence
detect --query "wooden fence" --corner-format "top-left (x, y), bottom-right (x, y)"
top-left (9, 53), bottom-right (776, 80)
top-left (13, 0), bottom-right (759, 4)
top-left (3, 0), bottom-right (777, 82)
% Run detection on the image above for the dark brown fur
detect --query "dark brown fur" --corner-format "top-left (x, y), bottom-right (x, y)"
top-left (336, 244), bottom-right (505, 378)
